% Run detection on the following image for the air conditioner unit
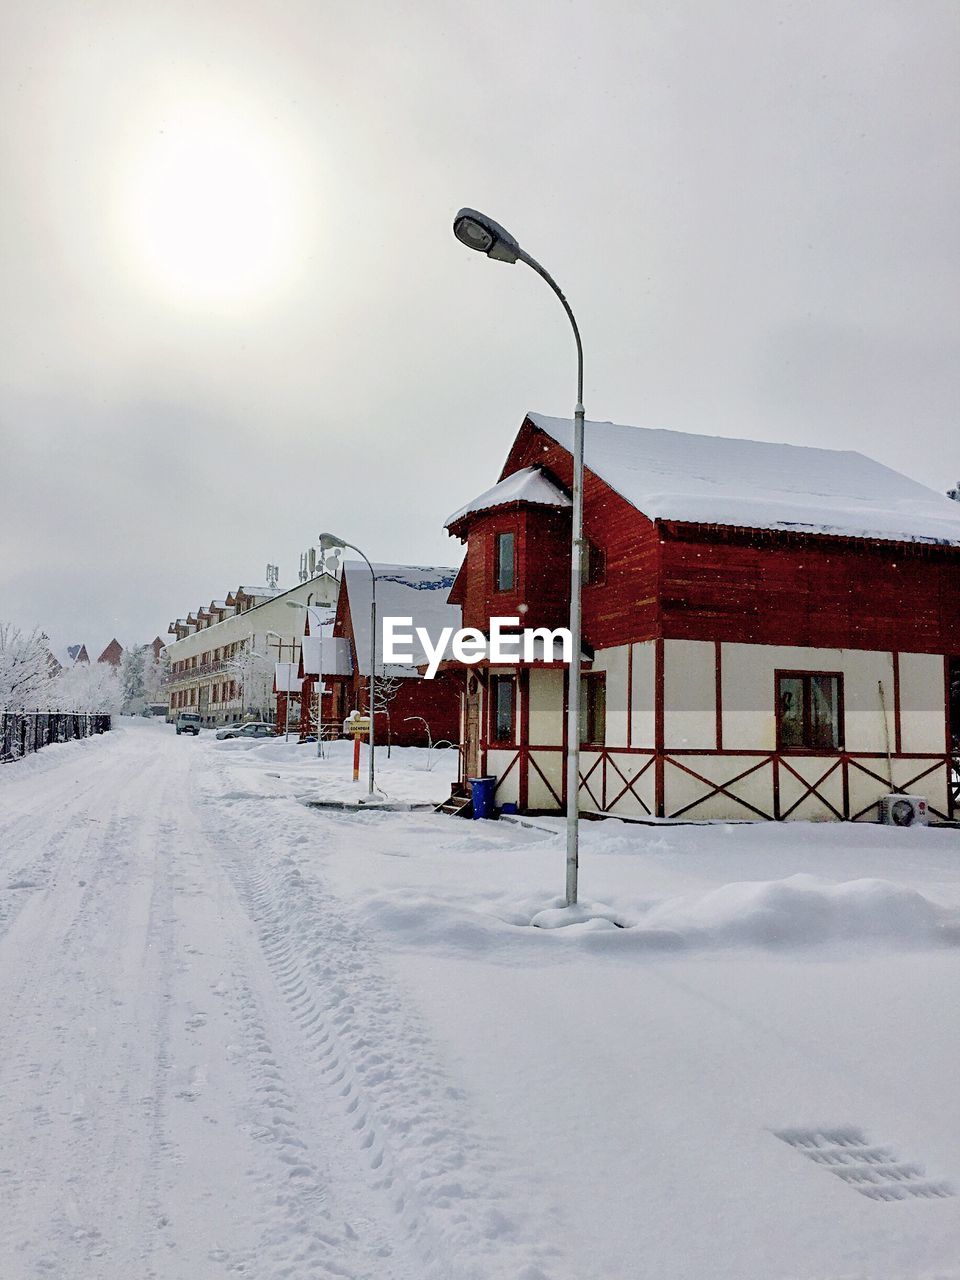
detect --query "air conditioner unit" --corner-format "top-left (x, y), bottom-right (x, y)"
top-left (879, 794), bottom-right (928, 827)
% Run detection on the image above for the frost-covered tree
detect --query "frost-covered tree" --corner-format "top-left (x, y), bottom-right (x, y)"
top-left (226, 646), bottom-right (274, 720)
top-left (0, 624), bottom-right (53, 712)
top-left (53, 661), bottom-right (123, 714)
top-left (120, 644), bottom-right (147, 713)
top-left (143, 649), bottom-right (168, 706)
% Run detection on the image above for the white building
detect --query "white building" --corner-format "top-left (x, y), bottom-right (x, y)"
top-left (164, 575), bottom-right (338, 726)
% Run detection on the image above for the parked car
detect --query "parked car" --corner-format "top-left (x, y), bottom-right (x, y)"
top-left (175, 712), bottom-right (202, 736)
top-left (215, 721), bottom-right (277, 741)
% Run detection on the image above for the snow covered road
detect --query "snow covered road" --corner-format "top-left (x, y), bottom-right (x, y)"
top-left (0, 722), bottom-right (555, 1279)
top-left (2, 718), bottom-right (960, 1279)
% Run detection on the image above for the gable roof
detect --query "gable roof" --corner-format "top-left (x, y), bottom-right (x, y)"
top-left (524, 412), bottom-right (960, 547)
top-left (445, 466), bottom-right (571, 531)
top-left (341, 562), bottom-right (461, 677)
top-left (97, 639), bottom-right (124, 666)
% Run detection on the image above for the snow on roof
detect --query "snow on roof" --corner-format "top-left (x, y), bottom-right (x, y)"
top-left (302, 634), bottom-right (353, 677)
top-left (526, 412), bottom-right (960, 546)
top-left (342, 562), bottom-right (462, 676)
top-left (445, 466), bottom-right (571, 529)
top-left (275, 662), bottom-right (303, 694)
top-left (306, 604), bottom-right (336, 633)
top-left (237, 585), bottom-right (281, 598)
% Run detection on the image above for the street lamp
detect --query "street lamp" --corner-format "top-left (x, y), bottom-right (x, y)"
top-left (453, 207), bottom-right (585, 907)
top-left (319, 533), bottom-right (378, 801)
top-left (287, 598), bottom-right (325, 754)
top-left (265, 629), bottom-right (295, 741)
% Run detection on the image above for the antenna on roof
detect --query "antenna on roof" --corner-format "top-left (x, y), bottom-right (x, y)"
top-left (266, 563), bottom-right (279, 589)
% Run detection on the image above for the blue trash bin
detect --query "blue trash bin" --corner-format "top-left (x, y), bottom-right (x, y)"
top-left (469, 776), bottom-right (498, 820)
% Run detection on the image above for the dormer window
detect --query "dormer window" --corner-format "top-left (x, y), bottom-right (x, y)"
top-left (581, 539), bottom-right (606, 586)
top-left (495, 532), bottom-right (515, 592)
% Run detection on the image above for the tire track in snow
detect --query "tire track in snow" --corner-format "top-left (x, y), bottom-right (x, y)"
top-left (198, 764), bottom-right (561, 1280)
top-left (0, 730), bottom-right (178, 1278)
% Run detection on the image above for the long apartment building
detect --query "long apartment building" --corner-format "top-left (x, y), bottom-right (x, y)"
top-left (165, 574), bottom-right (338, 726)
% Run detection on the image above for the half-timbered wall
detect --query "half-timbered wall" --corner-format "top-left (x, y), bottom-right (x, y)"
top-left (480, 639), bottom-right (955, 822)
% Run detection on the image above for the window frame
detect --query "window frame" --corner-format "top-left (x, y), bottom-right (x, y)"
top-left (494, 530), bottom-right (516, 593)
top-left (488, 673), bottom-right (517, 744)
top-left (579, 671), bottom-right (607, 747)
top-left (775, 669), bottom-right (845, 753)
top-left (581, 538), bottom-right (606, 587)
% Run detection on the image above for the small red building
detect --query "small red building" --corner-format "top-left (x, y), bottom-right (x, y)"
top-left (445, 411), bottom-right (960, 822)
top-left (316, 562), bottom-right (463, 749)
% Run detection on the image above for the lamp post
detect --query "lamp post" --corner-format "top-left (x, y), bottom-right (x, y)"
top-left (265, 629), bottom-right (294, 741)
top-left (319, 533), bottom-right (377, 801)
top-left (286, 597), bottom-right (325, 755)
top-left (453, 207), bottom-right (584, 907)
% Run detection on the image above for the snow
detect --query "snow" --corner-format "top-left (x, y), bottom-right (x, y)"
top-left (301, 633), bottom-right (353, 677)
top-left (2, 720), bottom-right (960, 1279)
top-left (305, 603), bottom-right (336, 632)
top-left (274, 661), bottom-right (302, 693)
top-left (445, 466), bottom-right (571, 529)
top-left (527, 411), bottom-right (960, 545)
top-left (343, 562), bottom-right (462, 676)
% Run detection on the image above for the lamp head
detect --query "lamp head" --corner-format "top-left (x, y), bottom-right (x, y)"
top-left (453, 208), bottom-right (520, 264)
top-left (318, 532), bottom-right (346, 553)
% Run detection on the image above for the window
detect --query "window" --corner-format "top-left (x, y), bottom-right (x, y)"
top-left (580, 673), bottom-right (606, 745)
top-left (581, 539), bottom-right (606, 586)
top-left (495, 531), bottom-right (515, 592)
top-left (489, 674), bottom-right (516, 743)
top-left (777, 672), bottom-right (843, 751)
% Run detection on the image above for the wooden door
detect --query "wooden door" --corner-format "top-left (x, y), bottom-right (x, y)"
top-left (464, 675), bottom-right (481, 781)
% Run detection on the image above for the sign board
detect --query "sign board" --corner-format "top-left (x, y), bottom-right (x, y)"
top-left (347, 717), bottom-right (371, 736)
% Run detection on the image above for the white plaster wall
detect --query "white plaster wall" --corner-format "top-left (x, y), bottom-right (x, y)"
top-left (664, 755), bottom-right (775, 820)
top-left (590, 645), bottom-right (629, 747)
top-left (166, 577), bottom-right (338, 665)
top-left (664, 639), bottom-right (716, 750)
top-left (528, 668), bottom-right (564, 746)
top-left (603, 751), bottom-right (656, 818)
top-left (721, 643), bottom-right (895, 753)
top-left (777, 756), bottom-right (845, 820)
top-left (527, 749), bottom-right (564, 810)
top-left (899, 652), bottom-right (947, 754)
top-left (487, 749), bottom-right (520, 805)
top-left (630, 641), bottom-right (656, 749)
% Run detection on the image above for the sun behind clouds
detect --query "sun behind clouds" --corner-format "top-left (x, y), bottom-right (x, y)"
top-left (119, 98), bottom-right (304, 308)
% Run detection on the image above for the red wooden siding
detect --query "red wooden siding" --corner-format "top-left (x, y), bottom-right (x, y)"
top-left (456, 417), bottom-right (960, 658)
top-left (459, 420), bottom-right (660, 648)
top-left (658, 523), bottom-right (960, 653)
top-left (455, 506), bottom-right (570, 633)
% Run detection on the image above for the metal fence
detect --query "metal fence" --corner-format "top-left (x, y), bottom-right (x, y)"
top-left (1, 712), bottom-right (112, 763)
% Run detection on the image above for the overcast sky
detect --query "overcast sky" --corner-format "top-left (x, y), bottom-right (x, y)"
top-left (1, 0), bottom-right (957, 658)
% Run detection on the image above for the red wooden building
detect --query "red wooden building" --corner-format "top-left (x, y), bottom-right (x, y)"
top-left (296, 563), bottom-right (463, 749)
top-left (445, 412), bottom-right (960, 822)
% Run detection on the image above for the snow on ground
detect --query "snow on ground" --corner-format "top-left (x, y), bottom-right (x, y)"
top-left (1, 718), bottom-right (960, 1279)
